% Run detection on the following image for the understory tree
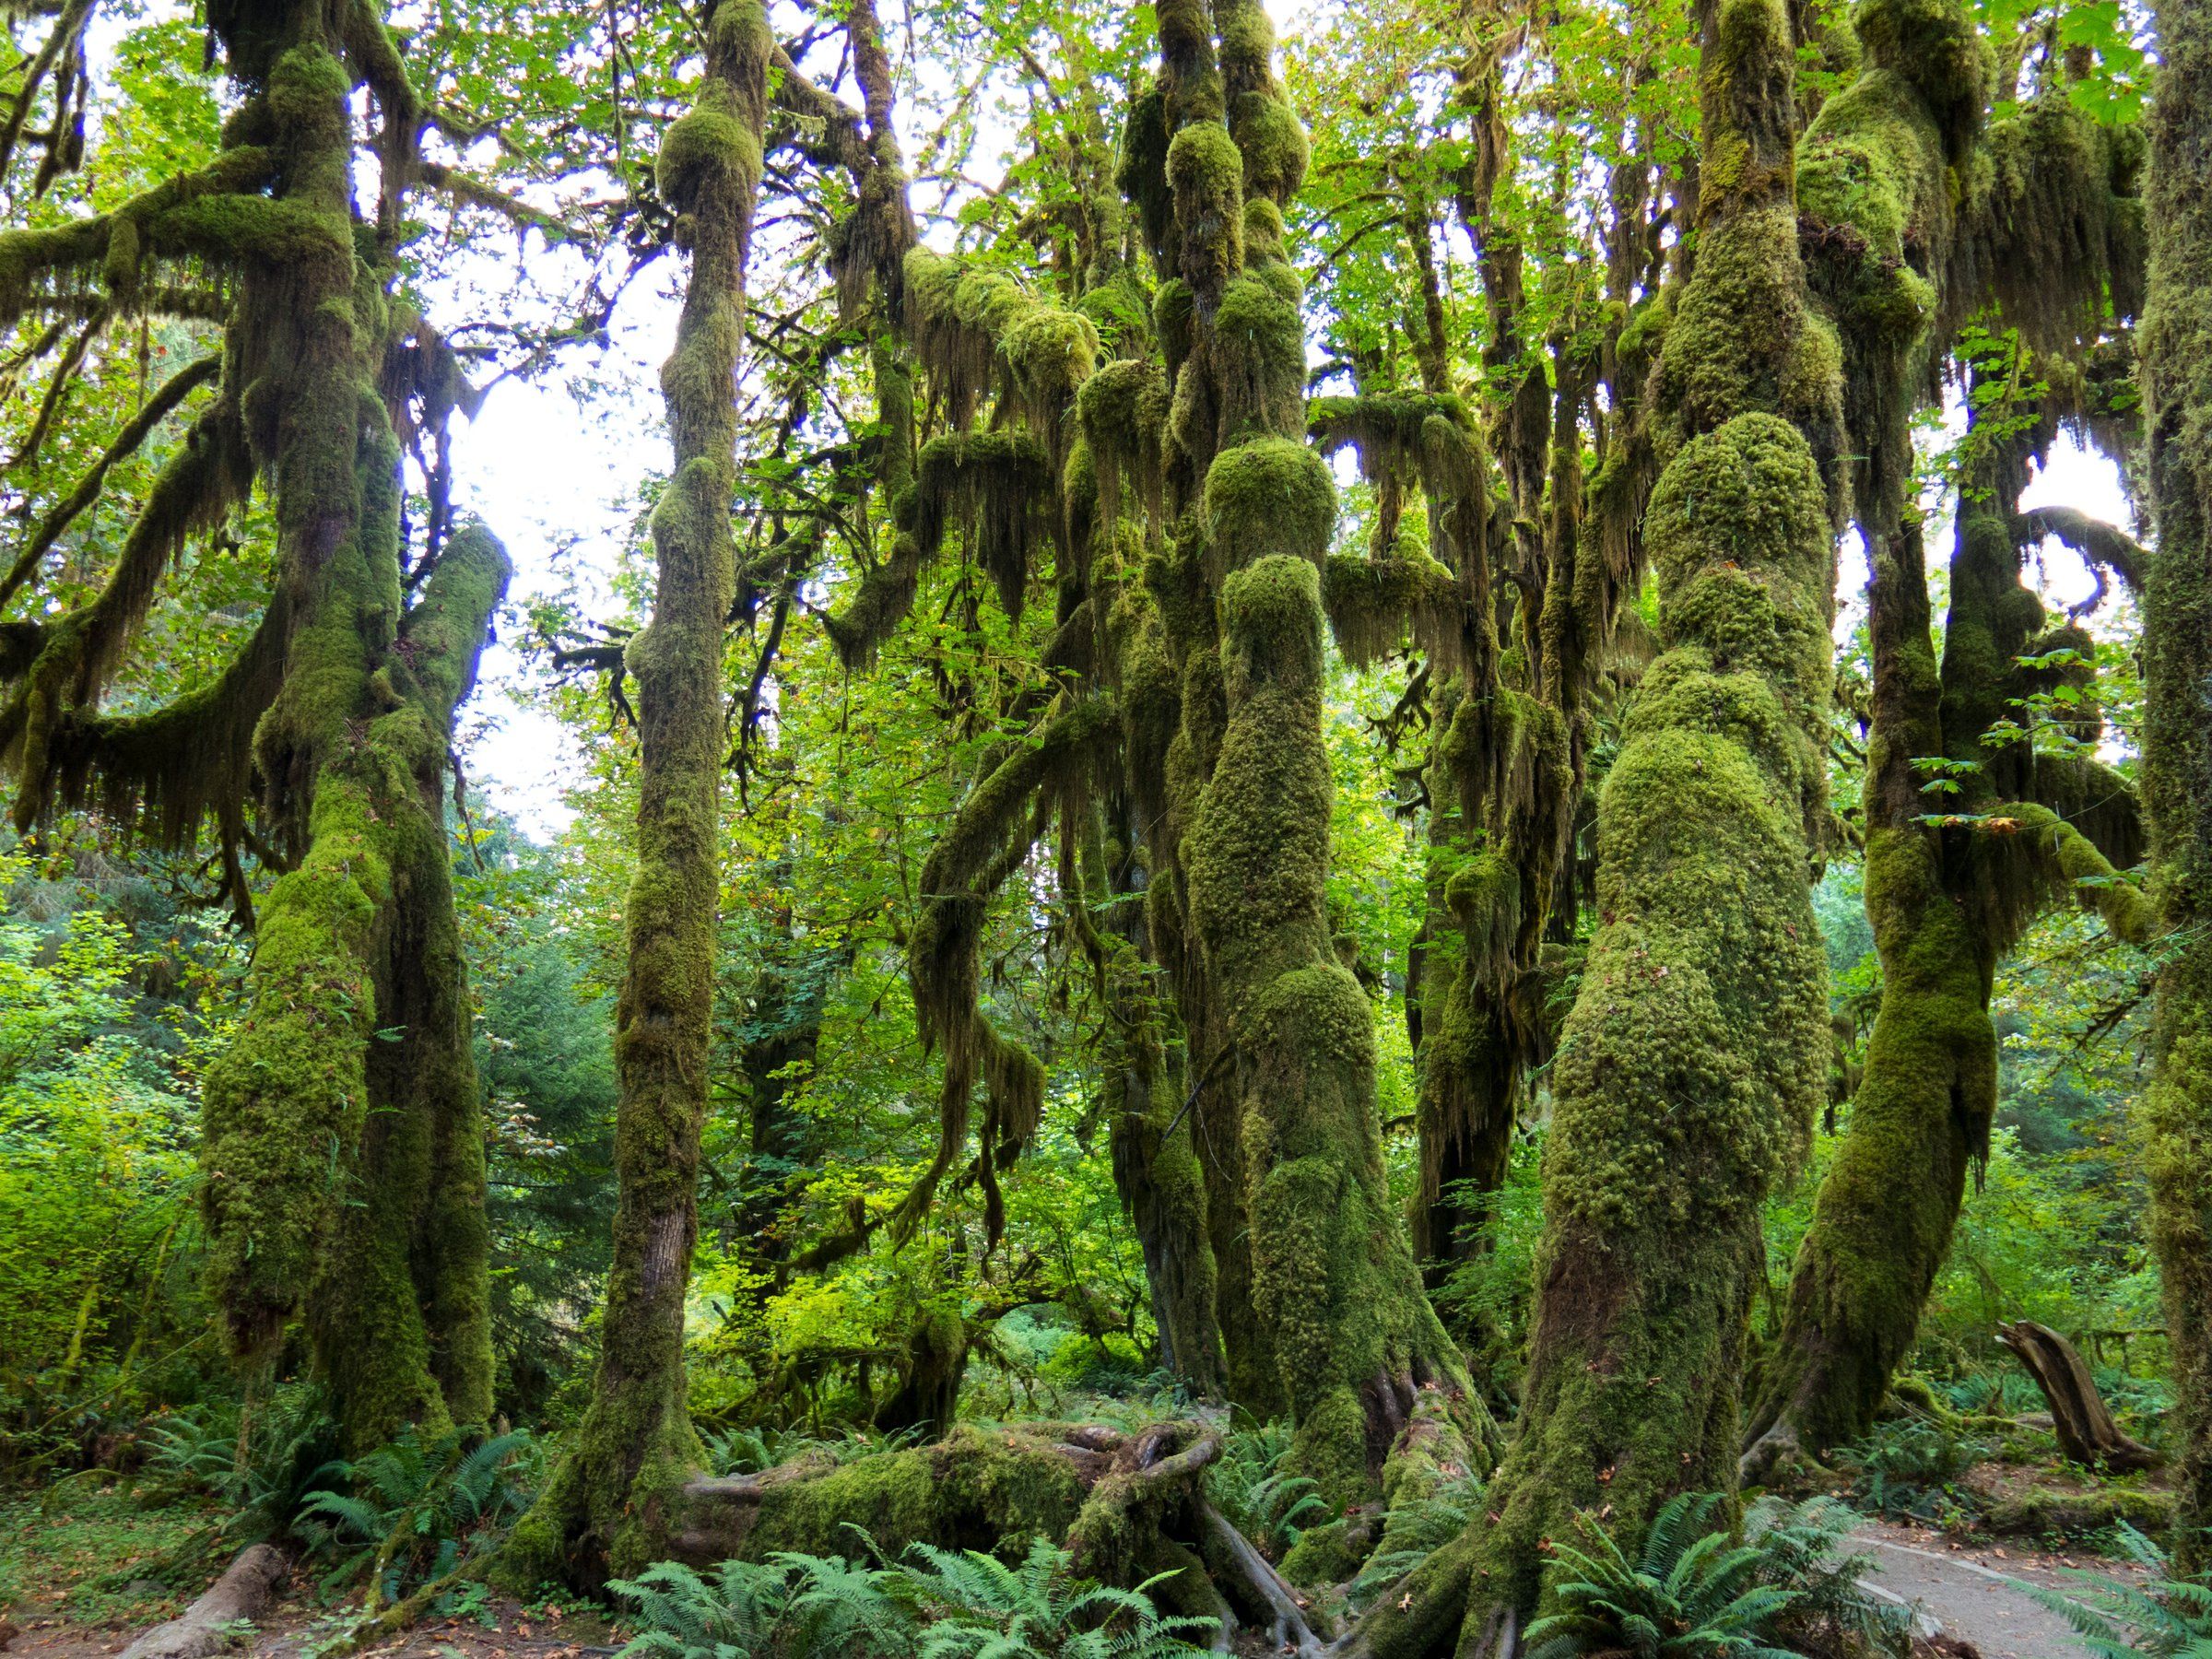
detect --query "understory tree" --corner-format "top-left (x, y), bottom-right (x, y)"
top-left (502, 0), bottom-right (773, 1583)
top-left (0, 0), bottom-right (515, 1453)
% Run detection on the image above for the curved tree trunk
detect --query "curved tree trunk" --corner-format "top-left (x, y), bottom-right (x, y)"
top-left (170, 3), bottom-right (512, 1454)
top-left (502, 0), bottom-right (771, 1586)
top-left (1745, 0), bottom-right (2148, 1468)
top-left (2139, 0), bottom-right (2212, 1569)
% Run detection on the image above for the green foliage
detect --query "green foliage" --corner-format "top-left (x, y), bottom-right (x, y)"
top-left (1346, 1472), bottom-right (1485, 1614)
top-left (611, 1537), bottom-right (1217, 1659)
top-left (1524, 1494), bottom-right (1908, 1659)
top-left (2018, 1523), bottom-right (2212, 1656)
top-left (1205, 1419), bottom-right (1324, 1553)
top-left (292, 1425), bottom-right (538, 1601)
top-left (1835, 1416), bottom-right (1993, 1523)
top-left (136, 1383), bottom-right (338, 1545)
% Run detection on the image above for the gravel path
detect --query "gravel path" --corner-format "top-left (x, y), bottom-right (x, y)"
top-left (1857, 1520), bottom-right (2144, 1657)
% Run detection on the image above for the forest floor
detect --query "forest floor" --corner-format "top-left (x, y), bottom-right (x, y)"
top-left (0, 1480), bottom-right (2155, 1659)
top-left (0, 1488), bottom-right (614, 1659)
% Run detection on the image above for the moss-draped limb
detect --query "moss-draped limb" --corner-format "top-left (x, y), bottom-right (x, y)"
top-left (903, 247), bottom-right (1099, 444)
top-left (0, 352), bottom-right (223, 615)
top-left (1743, 0), bottom-right (2151, 1465)
top-left (0, 142), bottom-right (276, 325)
top-left (0, 395), bottom-right (255, 828)
top-left (2137, 0), bottom-right (2212, 1568)
top-left (892, 696), bottom-right (1115, 1243)
top-left (1188, 547), bottom-right (1476, 1510)
top-left (1077, 793), bottom-right (1228, 1397)
top-left (502, 0), bottom-right (770, 1587)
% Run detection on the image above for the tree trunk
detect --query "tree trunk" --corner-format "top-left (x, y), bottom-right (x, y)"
top-left (182, 8), bottom-right (511, 1453)
top-left (2138, 0), bottom-right (2212, 1567)
top-left (501, 0), bottom-right (770, 1586)
top-left (1744, 511), bottom-right (1989, 1476)
top-left (1362, 0), bottom-right (1842, 1638)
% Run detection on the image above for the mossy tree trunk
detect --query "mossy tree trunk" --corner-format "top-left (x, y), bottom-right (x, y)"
top-left (1745, 0), bottom-right (2150, 1471)
top-left (1359, 0), bottom-right (1843, 1644)
top-left (1134, 0), bottom-right (1472, 1508)
top-left (2139, 0), bottom-right (2212, 1570)
top-left (0, 0), bottom-right (514, 1455)
top-left (502, 0), bottom-right (770, 1586)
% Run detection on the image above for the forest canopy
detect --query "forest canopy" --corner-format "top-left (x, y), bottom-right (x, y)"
top-left (1, 0), bottom-right (2208, 1651)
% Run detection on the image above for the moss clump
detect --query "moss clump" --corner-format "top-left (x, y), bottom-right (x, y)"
top-left (1203, 436), bottom-right (1334, 575)
top-left (655, 89), bottom-right (765, 212)
top-left (1230, 92), bottom-right (1308, 206)
top-left (1166, 122), bottom-right (1243, 303)
top-left (1078, 357), bottom-right (1171, 534)
top-left (1211, 273), bottom-right (1305, 443)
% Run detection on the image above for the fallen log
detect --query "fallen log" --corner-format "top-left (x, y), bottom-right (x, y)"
top-left (116, 1544), bottom-right (287, 1659)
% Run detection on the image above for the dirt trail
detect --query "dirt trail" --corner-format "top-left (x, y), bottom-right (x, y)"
top-left (1858, 1520), bottom-right (2143, 1658)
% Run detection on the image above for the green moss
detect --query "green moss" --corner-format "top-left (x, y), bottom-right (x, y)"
top-left (1166, 122), bottom-right (1243, 301)
top-left (1280, 1516), bottom-right (1370, 1586)
top-left (1230, 92), bottom-right (1309, 206)
top-left (656, 87), bottom-right (765, 212)
top-left (1204, 436), bottom-right (1334, 574)
top-left (2139, 0), bottom-right (2212, 1562)
top-left (1320, 549), bottom-right (1459, 668)
top-left (1211, 272), bottom-right (1306, 443)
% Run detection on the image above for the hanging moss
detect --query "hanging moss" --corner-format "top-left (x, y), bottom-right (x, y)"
top-left (903, 247), bottom-right (1099, 442)
top-left (895, 699), bottom-right (1115, 1241)
top-left (1968, 92), bottom-right (2147, 354)
top-left (908, 430), bottom-right (1058, 618)
top-left (1321, 550), bottom-right (1458, 669)
top-left (1210, 273), bottom-right (1303, 445)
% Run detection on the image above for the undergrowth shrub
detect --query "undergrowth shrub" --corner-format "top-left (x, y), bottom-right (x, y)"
top-left (1836, 1416), bottom-right (1992, 1524)
top-left (292, 1425), bottom-right (538, 1602)
top-left (610, 1533), bottom-right (1217, 1658)
top-left (1206, 1420), bottom-right (1324, 1555)
top-left (2020, 1521), bottom-right (2212, 1657)
top-left (1523, 1493), bottom-right (1909, 1659)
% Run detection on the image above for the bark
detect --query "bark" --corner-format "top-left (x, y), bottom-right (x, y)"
top-left (2138, 0), bottom-right (2212, 1569)
top-left (501, 0), bottom-right (770, 1586)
